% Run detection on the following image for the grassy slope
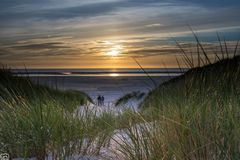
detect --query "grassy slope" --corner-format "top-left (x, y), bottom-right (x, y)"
top-left (0, 69), bottom-right (92, 112)
top-left (142, 56), bottom-right (240, 109)
top-left (118, 56), bottom-right (240, 159)
top-left (0, 69), bottom-right (115, 159)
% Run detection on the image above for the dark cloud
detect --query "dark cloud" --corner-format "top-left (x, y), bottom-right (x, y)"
top-left (127, 0), bottom-right (240, 7)
top-left (0, 1), bottom-right (122, 21)
top-left (11, 42), bottom-right (70, 50)
top-left (0, 0), bottom-right (239, 21)
top-left (0, 0), bottom-right (168, 21)
top-left (41, 3), bottom-right (119, 19)
top-left (0, 0), bottom-right (49, 9)
top-left (181, 0), bottom-right (240, 7)
top-left (121, 48), bottom-right (180, 58)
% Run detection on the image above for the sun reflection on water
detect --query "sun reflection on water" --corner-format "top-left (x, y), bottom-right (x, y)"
top-left (109, 73), bottom-right (119, 77)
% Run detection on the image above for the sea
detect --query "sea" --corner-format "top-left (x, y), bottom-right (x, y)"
top-left (13, 68), bottom-right (186, 105)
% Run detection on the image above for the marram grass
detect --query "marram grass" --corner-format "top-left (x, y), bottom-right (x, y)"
top-left (0, 69), bottom-right (115, 159)
top-left (112, 37), bottom-right (240, 160)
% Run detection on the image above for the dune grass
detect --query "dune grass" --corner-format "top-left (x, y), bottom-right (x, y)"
top-left (0, 69), bottom-right (116, 159)
top-left (115, 58), bottom-right (240, 159)
top-left (111, 35), bottom-right (240, 159)
top-left (0, 68), bottom-right (92, 113)
top-left (115, 91), bottom-right (145, 107)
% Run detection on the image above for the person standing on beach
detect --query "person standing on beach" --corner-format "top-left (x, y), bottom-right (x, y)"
top-left (101, 96), bottom-right (105, 106)
top-left (97, 95), bottom-right (101, 106)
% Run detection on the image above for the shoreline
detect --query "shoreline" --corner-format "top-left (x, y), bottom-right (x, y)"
top-left (30, 75), bottom-right (174, 103)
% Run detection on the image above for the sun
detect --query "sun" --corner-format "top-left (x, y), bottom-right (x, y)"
top-left (106, 45), bottom-right (122, 57)
top-left (108, 49), bottom-right (119, 56)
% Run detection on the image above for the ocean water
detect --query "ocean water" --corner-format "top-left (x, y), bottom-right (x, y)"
top-left (14, 68), bottom-right (185, 104)
top-left (13, 68), bottom-right (185, 77)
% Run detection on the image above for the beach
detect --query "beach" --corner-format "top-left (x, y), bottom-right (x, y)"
top-left (30, 75), bottom-right (174, 105)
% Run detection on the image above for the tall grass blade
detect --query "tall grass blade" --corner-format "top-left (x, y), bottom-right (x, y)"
top-left (189, 26), bottom-right (211, 64)
top-left (234, 40), bottom-right (239, 57)
top-left (132, 57), bottom-right (157, 87)
top-left (223, 37), bottom-right (229, 58)
top-left (217, 32), bottom-right (224, 59)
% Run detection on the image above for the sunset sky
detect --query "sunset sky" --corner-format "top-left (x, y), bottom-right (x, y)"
top-left (0, 0), bottom-right (240, 68)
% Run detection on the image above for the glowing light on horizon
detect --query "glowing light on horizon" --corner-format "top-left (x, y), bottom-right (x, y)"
top-left (62, 72), bottom-right (72, 75)
top-left (106, 44), bottom-right (123, 57)
top-left (109, 73), bottom-right (119, 77)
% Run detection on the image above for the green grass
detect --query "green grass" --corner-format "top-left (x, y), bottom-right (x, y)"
top-left (0, 69), bottom-right (92, 112)
top-left (0, 69), bottom-right (116, 159)
top-left (111, 37), bottom-right (240, 159)
top-left (115, 91), bottom-right (145, 107)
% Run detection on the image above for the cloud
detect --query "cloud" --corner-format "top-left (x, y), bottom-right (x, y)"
top-left (0, 1), bottom-right (125, 21)
top-left (33, 2), bottom-right (122, 20)
top-left (11, 42), bottom-right (70, 50)
top-left (0, 0), bottom-right (240, 68)
top-left (145, 23), bottom-right (163, 28)
top-left (1, 0), bottom-right (239, 22)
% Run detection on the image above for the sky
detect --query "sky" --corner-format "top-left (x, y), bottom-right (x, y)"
top-left (0, 0), bottom-right (240, 68)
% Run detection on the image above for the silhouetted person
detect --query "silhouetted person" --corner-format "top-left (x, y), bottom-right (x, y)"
top-left (97, 95), bottom-right (101, 106)
top-left (101, 96), bottom-right (105, 106)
